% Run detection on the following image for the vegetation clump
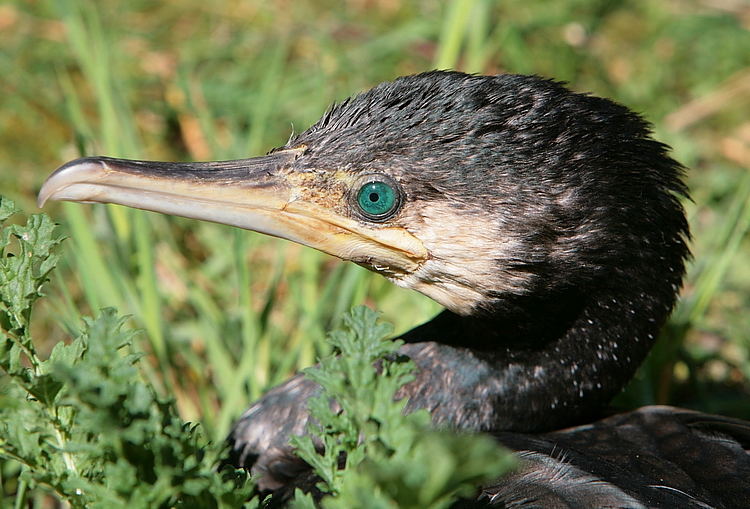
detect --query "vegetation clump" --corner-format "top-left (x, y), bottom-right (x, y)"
top-left (291, 307), bottom-right (515, 509)
top-left (0, 198), bottom-right (255, 508)
top-left (0, 198), bottom-right (514, 508)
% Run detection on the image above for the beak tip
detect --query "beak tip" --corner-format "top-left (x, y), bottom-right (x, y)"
top-left (37, 157), bottom-right (108, 208)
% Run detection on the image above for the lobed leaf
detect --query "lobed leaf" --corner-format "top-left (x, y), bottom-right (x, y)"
top-left (293, 306), bottom-right (516, 508)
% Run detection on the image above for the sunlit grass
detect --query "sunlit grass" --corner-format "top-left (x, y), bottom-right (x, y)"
top-left (2, 0), bottom-right (749, 488)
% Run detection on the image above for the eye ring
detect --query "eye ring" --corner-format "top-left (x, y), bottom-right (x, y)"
top-left (352, 176), bottom-right (402, 221)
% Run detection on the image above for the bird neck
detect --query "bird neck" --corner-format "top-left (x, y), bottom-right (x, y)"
top-left (398, 282), bottom-right (668, 432)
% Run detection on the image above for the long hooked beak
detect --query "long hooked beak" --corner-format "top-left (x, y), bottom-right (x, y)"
top-left (38, 151), bottom-right (427, 274)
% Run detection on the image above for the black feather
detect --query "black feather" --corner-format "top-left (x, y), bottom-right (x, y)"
top-left (226, 71), bottom-right (749, 508)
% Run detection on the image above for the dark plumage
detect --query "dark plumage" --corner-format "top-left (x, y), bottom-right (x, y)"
top-left (39, 71), bottom-right (750, 508)
top-left (490, 407), bottom-right (750, 508)
top-left (226, 73), bottom-right (747, 507)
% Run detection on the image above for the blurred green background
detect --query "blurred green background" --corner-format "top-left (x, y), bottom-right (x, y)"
top-left (2, 0), bottom-right (749, 446)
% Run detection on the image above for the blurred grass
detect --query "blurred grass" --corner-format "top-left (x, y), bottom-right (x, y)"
top-left (1, 0), bottom-right (749, 458)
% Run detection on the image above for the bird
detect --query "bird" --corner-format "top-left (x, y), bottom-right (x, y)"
top-left (38, 71), bottom-right (750, 508)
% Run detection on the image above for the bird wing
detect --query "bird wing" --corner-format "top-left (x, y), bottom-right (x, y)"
top-left (486, 406), bottom-right (750, 509)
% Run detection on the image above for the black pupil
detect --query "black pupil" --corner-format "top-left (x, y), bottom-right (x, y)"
top-left (369, 192), bottom-right (380, 203)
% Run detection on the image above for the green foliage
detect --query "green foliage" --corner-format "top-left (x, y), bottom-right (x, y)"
top-left (0, 197), bottom-right (256, 508)
top-left (0, 198), bottom-right (63, 343)
top-left (2, 0), bottom-right (750, 503)
top-left (0, 202), bottom-right (514, 508)
top-left (0, 202), bottom-right (513, 507)
top-left (3, 0), bottom-right (748, 445)
top-left (291, 307), bottom-right (516, 509)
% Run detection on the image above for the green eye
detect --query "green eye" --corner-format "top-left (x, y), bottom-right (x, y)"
top-left (356, 180), bottom-right (399, 219)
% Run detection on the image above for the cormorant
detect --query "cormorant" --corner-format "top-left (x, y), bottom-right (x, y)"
top-left (39, 71), bottom-right (750, 508)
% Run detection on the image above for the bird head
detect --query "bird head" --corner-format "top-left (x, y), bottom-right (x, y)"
top-left (38, 71), bottom-right (689, 319)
